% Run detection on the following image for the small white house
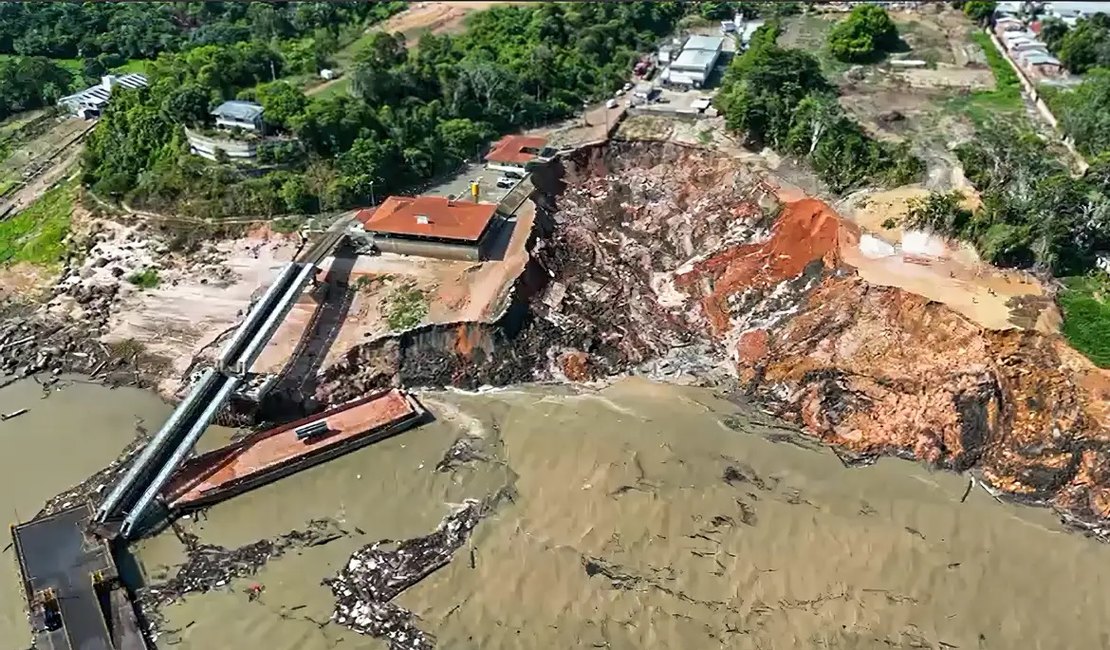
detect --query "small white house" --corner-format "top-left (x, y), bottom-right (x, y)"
top-left (211, 100), bottom-right (264, 132)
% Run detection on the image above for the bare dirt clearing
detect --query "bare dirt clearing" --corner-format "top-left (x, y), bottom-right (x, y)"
top-left (308, 2), bottom-right (518, 97)
top-left (781, 7), bottom-right (994, 192)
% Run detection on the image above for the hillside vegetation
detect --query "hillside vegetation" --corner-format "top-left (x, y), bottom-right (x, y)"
top-left (716, 21), bottom-right (923, 193)
top-left (82, 2), bottom-right (689, 219)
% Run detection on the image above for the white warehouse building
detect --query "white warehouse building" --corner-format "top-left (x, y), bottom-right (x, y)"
top-left (58, 74), bottom-right (148, 119)
top-left (662, 35), bottom-right (725, 88)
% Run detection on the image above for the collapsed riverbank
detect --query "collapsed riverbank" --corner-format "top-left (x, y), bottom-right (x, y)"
top-left (4, 137), bottom-right (1108, 541)
top-left (310, 140), bottom-right (1110, 536)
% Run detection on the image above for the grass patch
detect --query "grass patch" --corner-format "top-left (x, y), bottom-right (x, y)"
top-left (0, 54), bottom-right (146, 82)
top-left (385, 280), bottom-right (428, 331)
top-left (778, 13), bottom-right (852, 77)
top-left (310, 77), bottom-right (351, 99)
top-left (0, 178), bottom-right (17, 197)
top-left (127, 268), bottom-right (160, 289)
top-left (1059, 274), bottom-right (1110, 368)
top-left (111, 59), bottom-right (148, 75)
top-left (0, 180), bottom-right (74, 266)
top-left (950, 31), bottom-right (1023, 124)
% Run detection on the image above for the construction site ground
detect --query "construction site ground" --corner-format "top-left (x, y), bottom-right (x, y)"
top-left (250, 201), bottom-right (535, 375)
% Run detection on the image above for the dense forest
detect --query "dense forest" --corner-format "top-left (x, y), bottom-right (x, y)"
top-left (82, 2), bottom-right (689, 218)
top-left (715, 22), bottom-right (923, 193)
top-left (0, 2), bottom-right (398, 60)
top-left (0, 57), bottom-right (74, 121)
top-left (0, 2), bottom-right (405, 124)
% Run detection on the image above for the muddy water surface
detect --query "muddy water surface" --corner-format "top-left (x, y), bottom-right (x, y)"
top-left (5, 378), bottom-right (1110, 649)
top-left (0, 378), bottom-right (172, 646)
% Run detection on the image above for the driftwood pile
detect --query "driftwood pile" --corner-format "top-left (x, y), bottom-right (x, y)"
top-left (326, 498), bottom-right (489, 650)
top-left (143, 518), bottom-right (347, 610)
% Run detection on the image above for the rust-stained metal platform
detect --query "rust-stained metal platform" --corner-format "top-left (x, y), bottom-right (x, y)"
top-left (11, 504), bottom-right (146, 650)
top-left (164, 389), bottom-right (425, 511)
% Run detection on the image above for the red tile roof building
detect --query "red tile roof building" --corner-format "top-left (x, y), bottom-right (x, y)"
top-left (485, 135), bottom-right (549, 167)
top-left (357, 196), bottom-right (498, 243)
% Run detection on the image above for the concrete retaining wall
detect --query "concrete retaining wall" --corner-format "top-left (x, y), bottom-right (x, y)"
top-left (185, 127), bottom-right (258, 160)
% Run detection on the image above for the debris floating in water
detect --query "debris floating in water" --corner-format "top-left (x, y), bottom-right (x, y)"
top-left (326, 490), bottom-right (510, 650)
top-left (1, 407), bottom-right (28, 420)
top-left (434, 434), bottom-right (487, 473)
top-left (142, 518), bottom-right (347, 609)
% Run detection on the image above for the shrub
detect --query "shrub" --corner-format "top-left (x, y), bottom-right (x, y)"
top-left (127, 268), bottom-right (160, 289)
top-left (827, 5), bottom-right (899, 63)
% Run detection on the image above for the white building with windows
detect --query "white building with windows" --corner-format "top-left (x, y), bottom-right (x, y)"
top-left (662, 35), bottom-right (725, 88)
top-left (211, 100), bottom-right (265, 132)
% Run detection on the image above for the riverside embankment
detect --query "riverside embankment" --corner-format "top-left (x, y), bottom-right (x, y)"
top-left (4, 133), bottom-right (1110, 649)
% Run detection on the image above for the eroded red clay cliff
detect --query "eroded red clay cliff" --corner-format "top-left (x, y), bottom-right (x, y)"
top-left (550, 142), bottom-right (1110, 526)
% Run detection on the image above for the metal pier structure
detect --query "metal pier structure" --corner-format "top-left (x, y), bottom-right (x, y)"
top-left (8, 224), bottom-right (355, 650)
top-left (95, 226), bottom-right (350, 539)
top-left (12, 504), bottom-right (146, 650)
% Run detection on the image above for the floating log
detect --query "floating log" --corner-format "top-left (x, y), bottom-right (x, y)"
top-left (2, 408), bottom-right (28, 421)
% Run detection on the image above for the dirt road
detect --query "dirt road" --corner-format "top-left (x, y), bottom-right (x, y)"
top-left (308, 1), bottom-right (513, 97)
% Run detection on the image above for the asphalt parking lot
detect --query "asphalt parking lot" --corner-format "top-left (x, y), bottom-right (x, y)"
top-left (424, 161), bottom-right (518, 204)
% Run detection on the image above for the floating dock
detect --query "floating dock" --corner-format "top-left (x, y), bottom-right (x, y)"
top-left (163, 389), bottom-right (425, 511)
top-left (11, 504), bottom-right (146, 650)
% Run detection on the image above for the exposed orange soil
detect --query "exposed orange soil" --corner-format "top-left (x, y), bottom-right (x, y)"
top-left (677, 199), bottom-right (848, 334)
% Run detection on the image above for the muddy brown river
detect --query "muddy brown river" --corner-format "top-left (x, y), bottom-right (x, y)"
top-left (3, 377), bottom-right (1109, 649)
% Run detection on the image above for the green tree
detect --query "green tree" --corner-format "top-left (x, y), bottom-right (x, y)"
top-left (0, 56), bottom-right (73, 120)
top-left (280, 175), bottom-right (316, 213)
top-left (254, 81), bottom-right (308, 131)
top-left (1056, 13), bottom-right (1110, 74)
top-left (904, 191), bottom-right (972, 233)
top-left (1040, 17), bottom-right (1069, 52)
top-left (716, 44), bottom-right (829, 148)
top-left (716, 28), bottom-right (921, 193)
top-left (698, 2), bottom-right (736, 20)
top-left (162, 84), bottom-right (212, 127)
top-left (962, 1), bottom-right (996, 25)
top-left (827, 5), bottom-right (899, 63)
top-left (436, 118), bottom-right (494, 161)
top-left (1057, 69), bottom-right (1110, 157)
